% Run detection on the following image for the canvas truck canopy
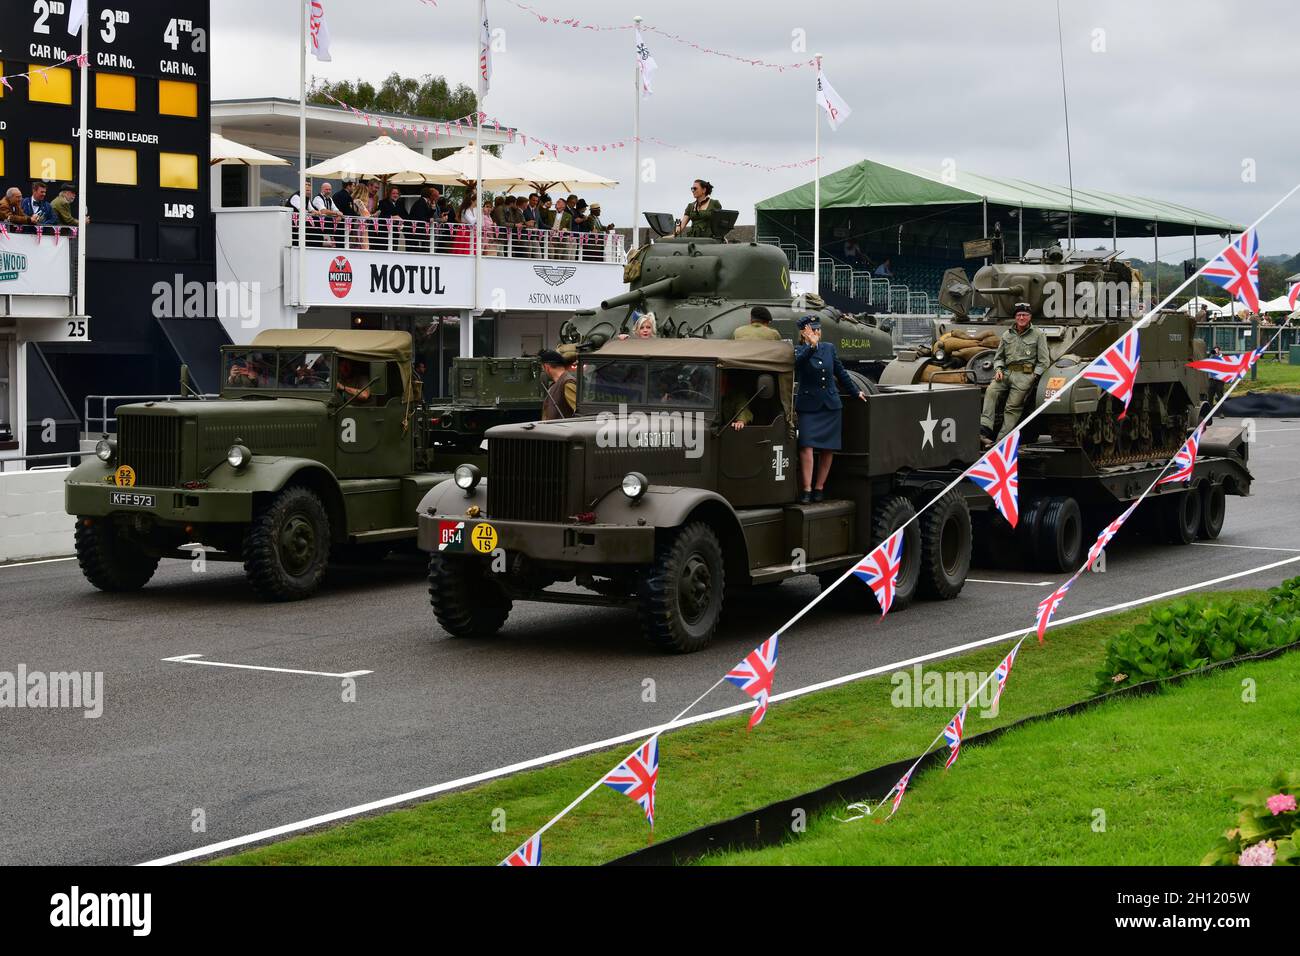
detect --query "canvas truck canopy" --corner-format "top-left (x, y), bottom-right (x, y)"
top-left (249, 329), bottom-right (414, 402)
top-left (595, 337), bottom-right (794, 373)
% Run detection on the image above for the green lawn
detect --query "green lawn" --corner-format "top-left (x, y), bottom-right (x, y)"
top-left (1236, 358), bottom-right (1300, 394)
top-left (213, 590), bottom-right (1267, 866)
top-left (704, 646), bottom-right (1300, 866)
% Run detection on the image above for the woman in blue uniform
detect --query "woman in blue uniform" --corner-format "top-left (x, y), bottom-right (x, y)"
top-left (795, 316), bottom-right (866, 503)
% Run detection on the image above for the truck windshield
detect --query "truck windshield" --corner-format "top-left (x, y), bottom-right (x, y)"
top-left (647, 362), bottom-right (716, 409)
top-left (278, 352), bottom-right (334, 390)
top-left (580, 361), bottom-right (647, 405)
top-left (224, 350), bottom-right (278, 389)
top-left (223, 350), bottom-right (336, 391)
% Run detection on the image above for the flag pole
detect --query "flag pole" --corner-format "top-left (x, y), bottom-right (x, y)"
top-left (297, 0), bottom-right (308, 314)
top-left (813, 53), bottom-right (822, 296)
top-left (472, 0), bottom-right (485, 353)
top-left (75, 11), bottom-right (89, 319)
top-left (632, 15), bottom-right (642, 251)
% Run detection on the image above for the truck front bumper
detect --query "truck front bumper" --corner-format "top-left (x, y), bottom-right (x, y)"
top-left (418, 512), bottom-right (655, 564)
top-left (66, 472), bottom-right (254, 525)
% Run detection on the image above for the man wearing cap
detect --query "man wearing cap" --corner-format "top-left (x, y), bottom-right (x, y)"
top-left (51, 184), bottom-right (81, 226)
top-left (980, 301), bottom-right (1050, 447)
top-left (539, 348), bottom-right (578, 421)
top-left (733, 305), bottom-right (782, 341)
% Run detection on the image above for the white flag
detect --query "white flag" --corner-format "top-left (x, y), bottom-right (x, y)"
top-left (67, 0), bottom-right (87, 35)
top-left (816, 66), bottom-right (852, 131)
top-left (635, 29), bottom-right (658, 98)
top-left (309, 1), bottom-right (333, 63)
top-left (479, 6), bottom-right (493, 96)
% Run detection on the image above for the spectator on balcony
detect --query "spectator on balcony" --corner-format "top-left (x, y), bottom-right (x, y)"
top-left (572, 199), bottom-right (599, 261)
top-left (310, 181), bottom-right (345, 247)
top-left (363, 179), bottom-right (381, 216)
top-left (51, 183), bottom-right (81, 227)
top-left (408, 187), bottom-right (437, 252)
top-left (504, 196), bottom-right (527, 256)
top-left (436, 195), bottom-right (454, 226)
top-left (874, 256), bottom-right (894, 278)
top-left (377, 185), bottom-right (406, 251)
top-left (345, 181), bottom-right (372, 250)
top-left (0, 188), bottom-right (34, 227)
top-left (550, 197), bottom-right (573, 259)
top-left (452, 191), bottom-right (478, 256)
top-left (23, 181), bottom-right (54, 227)
top-left (523, 193), bottom-right (541, 230)
top-left (674, 179), bottom-right (720, 238)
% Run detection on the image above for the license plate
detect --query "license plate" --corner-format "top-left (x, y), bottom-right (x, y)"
top-left (110, 492), bottom-right (156, 508)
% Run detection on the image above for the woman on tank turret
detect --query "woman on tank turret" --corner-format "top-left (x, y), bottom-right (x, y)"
top-left (674, 180), bottom-right (721, 238)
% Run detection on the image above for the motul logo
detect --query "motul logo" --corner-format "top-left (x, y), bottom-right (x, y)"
top-left (328, 256), bottom-right (352, 298)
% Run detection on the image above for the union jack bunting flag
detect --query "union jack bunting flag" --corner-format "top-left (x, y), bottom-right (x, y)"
top-left (1085, 503), bottom-right (1138, 572)
top-left (968, 431), bottom-right (1020, 527)
top-left (1083, 330), bottom-right (1141, 419)
top-left (1187, 349), bottom-right (1262, 384)
top-left (1289, 282), bottom-right (1300, 312)
top-left (852, 529), bottom-right (906, 616)
top-left (1203, 229), bottom-right (1261, 313)
top-left (1035, 577), bottom-right (1076, 643)
top-left (991, 638), bottom-right (1025, 708)
top-left (725, 636), bottom-right (779, 729)
top-left (603, 738), bottom-right (660, 827)
top-left (942, 705), bottom-right (967, 770)
top-left (1157, 424), bottom-right (1204, 486)
top-left (887, 766), bottom-right (914, 819)
top-left (499, 833), bottom-right (542, 866)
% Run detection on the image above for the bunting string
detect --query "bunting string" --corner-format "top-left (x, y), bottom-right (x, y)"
top-left (0, 53), bottom-right (87, 90)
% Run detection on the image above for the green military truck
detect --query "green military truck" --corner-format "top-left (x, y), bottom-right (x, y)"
top-left (424, 356), bottom-right (553, 452)
top-left (417, 339), bottom-right (985, 652)
top-left (66, 329), bottom-right (455, 601)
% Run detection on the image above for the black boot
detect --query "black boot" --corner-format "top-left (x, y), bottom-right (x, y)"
top-left (799, 490), bottom-right (812, 504)
top-left (811, 489), bottom-right (825, 502)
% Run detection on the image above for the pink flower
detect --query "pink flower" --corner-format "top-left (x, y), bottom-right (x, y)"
top-left (1238, 841), bottom-right (1276, 867)
top-left (1266, 794), bottom-right (1297, 816)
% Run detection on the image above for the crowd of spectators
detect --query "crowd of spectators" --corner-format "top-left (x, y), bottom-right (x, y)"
top-left (0, 180), bottom-right (85, 231)
top-left (290, 179), bottom-right (619, 261)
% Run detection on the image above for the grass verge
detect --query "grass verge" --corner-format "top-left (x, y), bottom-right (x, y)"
top-left (211, 589), bottom-right (1270, 865)
top-left (1236, 358), bottom-right (1300, 394)
top-left (703, 643), bottom-right (1299, 865)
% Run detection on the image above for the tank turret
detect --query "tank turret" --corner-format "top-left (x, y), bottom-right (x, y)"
top-left (558, 237), bottom-right (895, 373)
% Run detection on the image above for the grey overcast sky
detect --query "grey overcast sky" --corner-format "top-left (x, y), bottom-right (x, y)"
top-left (212, 0), bottom-right (1299, 263)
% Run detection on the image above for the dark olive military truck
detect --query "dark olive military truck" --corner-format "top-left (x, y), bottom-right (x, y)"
top-left (66, 329), bottom-right (451, 601)
top-left (418, 339), bottom-right (985, 652)
top-left (424, 356), bottom-right (551, 452)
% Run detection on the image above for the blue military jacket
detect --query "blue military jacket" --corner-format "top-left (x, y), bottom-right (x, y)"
top-left (794, 341), bottom-right (858, 412)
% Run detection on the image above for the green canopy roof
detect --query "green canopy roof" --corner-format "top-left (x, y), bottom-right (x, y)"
top-left (757, 159), bottom-right (1244, 237)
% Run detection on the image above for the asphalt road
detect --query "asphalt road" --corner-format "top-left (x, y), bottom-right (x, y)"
top-left (2, 419), bottom-right (1298, 865)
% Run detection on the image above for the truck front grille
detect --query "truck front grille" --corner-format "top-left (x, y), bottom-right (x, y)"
top-left (117, 415), bottom-right (182, 488)
top-left (488, 438), bottom-right (568, 522)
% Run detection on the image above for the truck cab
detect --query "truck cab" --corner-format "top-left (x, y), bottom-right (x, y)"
top-left (418, 339), bottom-right (985, 652)
top-left (66, 329), bottom-right (448, 601)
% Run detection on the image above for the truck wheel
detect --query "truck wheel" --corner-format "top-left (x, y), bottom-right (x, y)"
top-left (1016, 497), bottom-right (1050, 568)
top-left (1198, 483), bottom-right (1226, 540)
top-left (637, 522), bottom-right (725, 653)
top-left (74, 518), bottom-right (160, 592)
top-left (1035, 496), bottom-right (1084, 573)
top-left (824, 495), bottom-right (922, 613)
top-left (427, 554), bottom-right (512, 637)
top-left (1160, 488), bottom-right (1201, 545)
top-left (243, 486), bottom-right (331, 601)
top-left (918, 490), bottom-right (971, 600)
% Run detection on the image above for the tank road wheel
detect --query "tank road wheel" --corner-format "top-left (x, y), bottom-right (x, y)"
top-left (74, 518), bottom-right (160, 592)
top-left (1198, 482), bottom-right (1227, 540)
top-left (1160, 488), bottom-right (1201, 546)
top-left (427, 554), bottom-right (512, 638)
top-left (1035, 496), bottom-right (1084, 573)
top-left (242, 486), bottom-right (332, 601)
top-left (637, 522), bottom-right (725, 653)
top-left (918, 490), bottom-right (972, 600)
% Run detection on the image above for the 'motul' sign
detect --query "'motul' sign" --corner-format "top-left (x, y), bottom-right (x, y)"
top-left (296, 248), bottom-right (624, 311)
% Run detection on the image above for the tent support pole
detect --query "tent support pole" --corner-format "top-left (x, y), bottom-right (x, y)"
top-left (982, 198), bottom-right (988, 266)
top-left (1153, 217), bottom-right (1159, 302)
top-left (812, 54), bottom-right (821, 295)
top-left (1018, 202), bottom-right (1023, 258)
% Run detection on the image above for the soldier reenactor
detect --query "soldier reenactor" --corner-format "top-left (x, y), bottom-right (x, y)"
top-left (674, 179), bottom-right (721, 238)
top-left (980, 301), bottom-right (1050, 447)
top-left (539, 348), bottom-right (578, 420)
top-left (733, 305), bottom-right (782, 341)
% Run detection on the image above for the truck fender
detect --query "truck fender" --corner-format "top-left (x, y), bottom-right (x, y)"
top-left (417, 476), bottom-right (481, 519)
top-left (595, 485), bottom-right (750, 583)
top-left (245, 458), bottom-right (348, 543)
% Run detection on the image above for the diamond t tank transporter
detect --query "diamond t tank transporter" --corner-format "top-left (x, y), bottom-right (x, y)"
top-left (65, 330), bottom-right (459, 601)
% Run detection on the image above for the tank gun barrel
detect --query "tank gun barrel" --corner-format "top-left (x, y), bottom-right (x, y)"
top-left (600, 276), bottom-right (677, 311)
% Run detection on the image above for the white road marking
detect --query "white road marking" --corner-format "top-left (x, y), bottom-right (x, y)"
top-left (161, 654), bottom-right (372, 680)
top-left (139, 553), bottom-right (1300, 867)
top-left (966, 578), bottom-right (1054, 587)
top-left (1193, 542), bottom-right (1300, 553)
top-left (0, 556), bottom-right (75, 570)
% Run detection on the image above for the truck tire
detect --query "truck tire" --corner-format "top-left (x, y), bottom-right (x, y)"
top-left (427, 554), bottom-right (512, 637)
top-left (1035, 496), bottom-right (1084, 573)
top-left (74, 518), bottom-right (160, 592)
top-left (637, 522), bottom-right (725, 653)
top-left (918, 489), bottom-right (971, 600)
top-left (243, 486), bottom-right (332, 601)
top-left (1160, 488), bottom-right (1201, 545)
top-left (823, 495), bottom-right (922, 614)
top-left (1016, 497), bottom-right (1050, 568)
top-left (1198, 482), bottom-right (1226, 540)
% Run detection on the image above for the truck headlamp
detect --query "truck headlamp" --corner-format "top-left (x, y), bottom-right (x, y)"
top-left (621, 471), bottom-right (648, 501)
top-left (226, 444), bottom-right (252, 469)
top-left (94, 438), bottom-right (117, 463)
top-left (454, 464), bottom-right (482, 492)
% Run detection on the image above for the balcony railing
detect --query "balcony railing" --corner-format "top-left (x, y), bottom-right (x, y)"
top-left (289, 213), bottom-right (625, 263)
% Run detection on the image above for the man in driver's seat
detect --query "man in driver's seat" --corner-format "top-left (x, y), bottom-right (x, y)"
top-left (980, 301), bottom-right (1049, 448)
top-left (336, 358), bottom-right (373, 403)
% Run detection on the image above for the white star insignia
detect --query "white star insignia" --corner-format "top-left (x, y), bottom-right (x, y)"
top-left (920, 404), bottom-right (938, 449)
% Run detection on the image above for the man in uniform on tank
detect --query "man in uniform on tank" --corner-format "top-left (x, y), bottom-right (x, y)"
top-left (795, 316), bottom-right (867, 503)
top-left (733, 305), bottom-right (782, 341)
top-left (980, 301), bottom-right (1050, 448)
top-left (539, 348), bottom-right (578, 421)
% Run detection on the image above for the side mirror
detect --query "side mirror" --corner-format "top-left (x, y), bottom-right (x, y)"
top-left (755, 374), bottom-right (776, 400)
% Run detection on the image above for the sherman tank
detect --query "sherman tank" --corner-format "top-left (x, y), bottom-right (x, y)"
top-left (558, 237), bottom-right (896, 376)
top-left (879, 244), bottom-right (1211, 468)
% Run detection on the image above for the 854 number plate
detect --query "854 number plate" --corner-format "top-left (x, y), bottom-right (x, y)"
top-left (109, 492), bottom-right (156, 508)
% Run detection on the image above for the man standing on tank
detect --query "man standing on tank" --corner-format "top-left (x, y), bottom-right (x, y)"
top-left (733, 305), bottom-right (782, 341)
top-left (980, 302), bottom-right (1050, 447)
